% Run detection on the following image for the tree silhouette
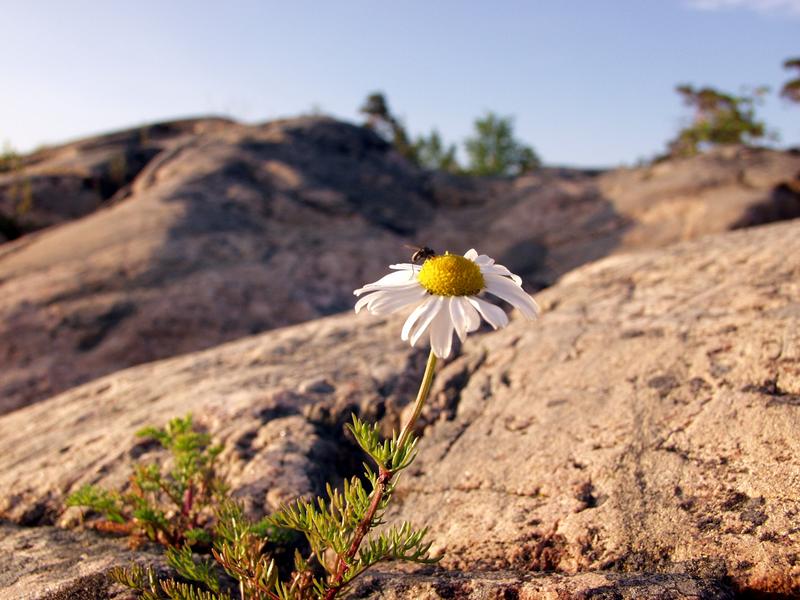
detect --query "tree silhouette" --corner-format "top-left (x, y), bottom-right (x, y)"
top-left (359, 92), bottom-right (417, 162)
top-left (358, 94), bottom-right (540, 175)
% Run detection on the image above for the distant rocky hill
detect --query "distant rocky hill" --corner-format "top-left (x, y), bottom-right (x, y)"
top-left (0, 118), bottom-right (235, 241)
top-left (1, 219), bottom-right (797, 598)
top-left (1, 116), bottom-right (798, 414)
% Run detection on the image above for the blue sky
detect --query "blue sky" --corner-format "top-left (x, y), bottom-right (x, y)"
top-left (2, 0), bottom-right (798, 167)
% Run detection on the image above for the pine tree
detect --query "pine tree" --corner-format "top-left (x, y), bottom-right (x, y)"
top-left (668, 84), bottom-right (768, 157)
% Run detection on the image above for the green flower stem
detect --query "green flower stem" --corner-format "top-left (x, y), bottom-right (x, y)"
top-left (396, 349), bottom-right (438, 452)
top-left (324, 349), bottom-right (438, 600)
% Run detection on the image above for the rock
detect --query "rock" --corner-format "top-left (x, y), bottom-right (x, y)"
top-left (390, 218), bottom-right (800, 595)
top-left (597, 145), bottom-right (800, 251)
top-left (0, 117), bottom-right (233, 240)
top-left (0, 310), bottom-right (424, 525)
top-left (0, 219), bottom-right (798, 596)
top-left (0, 523), bottom-right (731, 600)
top-left (0, 117), bottom-right (435, 413)
top-left (350, 567), bottom-right (733, 599)
top-left (0, 521), bottom-right (165, 600)
top-left (1, 116), bottom-right (798, 414)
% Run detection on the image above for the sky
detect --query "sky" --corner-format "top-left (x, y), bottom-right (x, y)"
top-left (1, 0), bottom-right (798, 168)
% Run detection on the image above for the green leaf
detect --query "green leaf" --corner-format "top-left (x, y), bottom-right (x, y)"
top-left (346, 521), bottom-right (438, 585)
top-left (166, 545), bottom-right (220, 593)
top-left (66, 484), bottom-right (125, 524)
top-left (250, 517), bottom-right (294, 544)
top-left (184, 528), bottom-right (213, 545)
top-left (348, 415), bottom-right (391, 469)
top-left (348, 414), bottom-right (419, 473)
top-left (109, 564), bottom-right (163, 598)
top-left (213, 499), bottom-right (249, 546)
top-left (160, 578), bottom-right (231, 600)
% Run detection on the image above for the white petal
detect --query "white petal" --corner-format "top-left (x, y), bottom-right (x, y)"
top-left (356, 285), bottom-right (420, 311)
top-left (402, 296), bottom-right (436, 341)
top-left (354, 271), bottom-right (417, 294)
top-left (355, 291), bottom-right (382, 313)
top-left (389, 263), bottom-right (419, 271)
top-left (480, 263), bottom-right (522, 286)
top-left (410, 296), bottom-right (444, 347)
top-left (468, 297), bottom-right (509, 330)
top-left (429, 301), bottom-right (455, 358)
top-left (449, 296), bottom-right (469, 343)
top-left (364, 286), bottom-right (427, 315)
top-left (474, 254), bottom-right (495, 266)
top-left (464, 248), bottom-right (479, 261)
top-left (484, 274), bottom-right (539, 319)
top-left (461, 297), bottom-right (482, 332)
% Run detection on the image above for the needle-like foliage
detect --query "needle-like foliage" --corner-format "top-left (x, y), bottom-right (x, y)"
top-left (264, 414), bottom-right (437, 599)
top-left (668, 84), bottom-right (769, 157)
top-left (99, 413), bottom-right (438, 600)
top-left (67, 414), bottom-right (225, 548)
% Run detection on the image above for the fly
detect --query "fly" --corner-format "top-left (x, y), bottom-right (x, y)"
top-left (405, 245), bottom-right (437, 264)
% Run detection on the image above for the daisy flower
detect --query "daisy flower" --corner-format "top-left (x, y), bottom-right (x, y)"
top-left (354, 249), bottom-right (538, 358)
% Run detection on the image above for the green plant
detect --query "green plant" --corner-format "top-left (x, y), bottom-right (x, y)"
top-left (111, 499), bottom-right (289, 599)
top-left (781, 57), bottom-right (800, 104)
top-left (359, 93), bottom-right (543, 175)
top-left (109, 152), bottom-right (129, 187)
top-left (75, 247), bottom-right (539, 599)
top-left (67, 415), bottom-right (225, 548)
top-left (668, 84), bottom-right (768, 157)
top-left (266, 407), bottom-right (438, 600)
top-left (0, 142), bottom-right (20, 173)
top-left (464, 112), bottom-right (540, 176)
top-left (359, 92), bottom-right (418, 164)
top-left (109, 363), bottom-right (439, 599)
top-left (12, 177), bottom-right (33, 217)
top-left (139, 126), bottom-right (152, 146)
top-left (412, 129), bottom-right (459, 172)
top-left (1, 142), bottom-right (35, 220)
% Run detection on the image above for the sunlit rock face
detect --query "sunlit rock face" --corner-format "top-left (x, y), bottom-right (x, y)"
top-left (2, 115), bottom-right (798, 415)
top-left (1, 218), bottom-right (798, 597)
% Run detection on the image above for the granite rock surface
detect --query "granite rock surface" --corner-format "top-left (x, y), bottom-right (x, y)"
top-left (2, 117), bottom-right (798, 413)
top-left (1, 219), bottom-right (797, 597)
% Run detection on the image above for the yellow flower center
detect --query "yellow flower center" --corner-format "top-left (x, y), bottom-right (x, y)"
top-left (417, 253), bottom-right (485, 296)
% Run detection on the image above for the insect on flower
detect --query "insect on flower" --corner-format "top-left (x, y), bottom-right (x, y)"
top-left (354, 248), bottom-right (538, 359)
top-left (405, 244), bottom-right (437, 264)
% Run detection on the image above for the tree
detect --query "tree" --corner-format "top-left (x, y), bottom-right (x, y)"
top-left (668, 84), bottom-right (768, 157)
top-left (464, 112), bottom-right (540, 176)
top-left (412, 129), bottom-right (459, 172)
top-left (358, 95), bottom-right (540, 175)
top-left (359, 92), bottom-right (417, 162)
top-left (780, 57), bottom-right (800, 104)
top-left (360, 93), bottom-right (392, 137)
